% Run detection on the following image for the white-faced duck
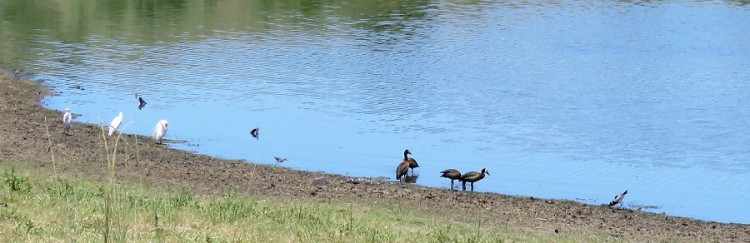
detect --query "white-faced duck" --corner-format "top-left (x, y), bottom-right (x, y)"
top-left (440, 169), bottom-right (462, 190)
top-left (460, 168), bottom-right (489, 192)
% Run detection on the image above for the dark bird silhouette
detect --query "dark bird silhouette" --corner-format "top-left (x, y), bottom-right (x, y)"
top-left (274, 156), bottom-right (287, 166)
top-left (396, 160), bottom-right (410, 182)
top-left (460, 168), bottom-right (489, 191)
top-left (136, 94), bottom-right (147, 110)
top-left (396, 149), bottom-right (416, 182)
top-left (403, 149), bottom-right (419, 174)
top-left (608, 190), bottom-right (628, 208)
top-left (250, 127), bottom-right (259, 139)
top-left (440, 169), bottom-right (462, 190)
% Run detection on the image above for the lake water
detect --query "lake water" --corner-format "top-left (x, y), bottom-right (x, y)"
top-left (1, 0), bottom-right (749, 223)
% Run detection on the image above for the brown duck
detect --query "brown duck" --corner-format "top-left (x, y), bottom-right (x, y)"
top-left (460, 168), bottom-right (489, 191)
top-left (396, 149), bottom-right (417, 182)
top-left (440, 169), bottom-right (462, 190)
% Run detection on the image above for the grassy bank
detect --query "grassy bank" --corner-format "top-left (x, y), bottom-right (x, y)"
top-left (0, 162), bottom-right (583, 242)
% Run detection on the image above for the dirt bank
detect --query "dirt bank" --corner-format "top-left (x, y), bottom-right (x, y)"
top-left (0, 71), bottom-right (748, 241)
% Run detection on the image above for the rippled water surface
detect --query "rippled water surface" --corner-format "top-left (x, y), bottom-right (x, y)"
top-left (2, 0), bottom-right (749, 223)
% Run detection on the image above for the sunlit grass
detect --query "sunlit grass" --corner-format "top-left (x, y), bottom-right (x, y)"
top-left (0, 164), bottom-right (597, 242)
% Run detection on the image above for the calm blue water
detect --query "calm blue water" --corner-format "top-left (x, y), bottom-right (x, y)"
top-left (2, 1), bottom-right (750, 223)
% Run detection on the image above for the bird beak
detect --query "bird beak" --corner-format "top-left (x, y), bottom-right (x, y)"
top-left (486, 171), bottom-right (490, 176)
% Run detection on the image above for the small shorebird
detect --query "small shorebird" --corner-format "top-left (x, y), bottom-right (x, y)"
top-left (152, 120), bottom-right (168, 144)
top-left (274, 156), bottom-right (287, 166)
top-left (250, 127), bottom-right (259, 139)
top-left (136, 94), bottom-right (147, 110)
top-left (108, 112), bottom-right (123, 136)
top-left (440, 169), bottom-right (462, 190)
top-left (460, 168), bottom-right (490, 192)
top-left (62, 108), bottom-right (72, 135)
top-left (608, 190), bottom-right (628, 208)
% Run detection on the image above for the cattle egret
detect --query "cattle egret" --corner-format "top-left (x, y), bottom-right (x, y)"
top-left (152, 120), bottom-right (168, 144)
top-left (62, 108), bottom-right (72, 135)
top-left (108, 112), bottom-right (123, 136)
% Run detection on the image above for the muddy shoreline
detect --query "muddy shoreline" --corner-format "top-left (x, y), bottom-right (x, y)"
top-left (1, 71), bottom-right (748, 241)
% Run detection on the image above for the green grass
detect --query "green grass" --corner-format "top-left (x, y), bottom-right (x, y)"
top-left (0, 165), bottom-right (590, 242)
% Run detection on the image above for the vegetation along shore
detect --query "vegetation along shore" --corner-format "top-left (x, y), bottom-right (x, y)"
top-left (0, 71), bottom-right (748, 241)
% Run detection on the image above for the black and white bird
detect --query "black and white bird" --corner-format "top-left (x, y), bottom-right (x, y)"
top-left (274, 156), bottom-right (287, 166)
top-left (250, 127), bottom-right (259, 139)
top-left (608, 190), bottom-right (628, 208)
top-left (62, 108), bottom-right (72, 135)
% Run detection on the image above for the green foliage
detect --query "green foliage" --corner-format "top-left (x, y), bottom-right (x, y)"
top-left (0, 166), bottom-right (601, 242)
top-left (4, 168), bottom-right (32, 193)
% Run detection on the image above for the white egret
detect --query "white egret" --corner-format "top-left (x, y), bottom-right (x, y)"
top-left (62, 108), bottom-right (72, 135)
top-left (108, 112), bottom-right (123, 136)
top-left (608, 190), bottom-right (628, 208)
top-left (152, 120), bottom-right (168, 144)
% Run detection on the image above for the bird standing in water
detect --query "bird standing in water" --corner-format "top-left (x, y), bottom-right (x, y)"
top-left (250, 127), bottom-right (259, 139)
top-left (136, 93), bottom-right (147, 110)
top-left (608, 190), bottom-right (628, 208)
top-left (460, 168), bottom-right (489, 192)
top-left (440, 169), bottom-right (462, 190)
top-left (396, 149), bottom-right (418, 182)
top-left (152, 120), bottom-right (168, 144)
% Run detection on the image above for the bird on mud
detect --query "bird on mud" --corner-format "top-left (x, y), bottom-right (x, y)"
top-left (460, 168), bottom-right (489, 192)
top-left (250, 127), bottom-right (259, 139)
top-left (274, 156), bottom-right (287, 166)
top-left (62, 108), bottom-right (72, 135)
top-left (440, 169), bottom-right (462, 190)
top-left (608, 190), bottom-right (628, 208)
top-left (152, 120), bottom-right (168, 144)
top-left (396, 149), bottom-right (418, 182)
top-left (136, 93), bottom-right (147, 110)
top-left (108, 112), bottom-right (123, 136)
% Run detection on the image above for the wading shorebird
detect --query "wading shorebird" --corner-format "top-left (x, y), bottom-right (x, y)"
top-left (250, 127), bottom-right (259, 139)
top-left (440, 169), bottom-right (462, 190)
top-left (460, 168), bottom-right (489, 192)
top-left (608, 190), bottom-right (628, 208)
top-left (396, 149), bottom-right (418, 182)
top-left (274, 156), bottom-right (287, 166)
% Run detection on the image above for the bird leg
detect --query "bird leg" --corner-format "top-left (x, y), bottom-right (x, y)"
top-left (471, 182), bottom-right (475, 192)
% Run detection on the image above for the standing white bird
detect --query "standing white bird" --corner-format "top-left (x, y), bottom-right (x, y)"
top-left (62, 108), bottom-right (72, 135)
top-left (108, 112), bottom-right (123, 136)
top-left (152, 120), bottom-right (168, 144)
top-left (608, 190), bottom-right (628, 208)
